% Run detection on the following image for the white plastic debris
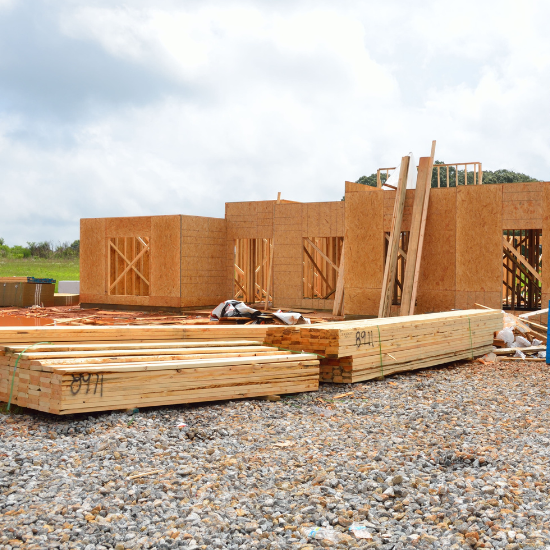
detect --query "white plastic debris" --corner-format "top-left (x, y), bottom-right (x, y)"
top-left (537, 351), bottom-right (546, 359)
top-left (496, 327), bottom-right (515, 347)
top-left (480, 352), bottom-right (497, 363)
top-left (272, 311), bottom-right (310, 325)
top-left (532, 339), bottom-right (543, 346)
top-left (513, 336), bottom-right (531, 348)
top-left (382, 153), bottom-right (418, 190)
top-left (513, 349), bottom-right (526, 359)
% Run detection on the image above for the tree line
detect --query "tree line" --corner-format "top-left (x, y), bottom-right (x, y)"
top-left (0, 239), bottom-right (80, 259)
top-left (355, 162), bottom-right (541, 188)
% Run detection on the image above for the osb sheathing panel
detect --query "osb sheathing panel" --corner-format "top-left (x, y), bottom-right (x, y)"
top-left (301, 202), bottom-right (344, 238)
top-left (181, 215), bottom-right (227, 308)
top-left (80, 218), bottom-right (106, 298)
top-left (150, 216), bottom-right (181, 298)
top-left (344, 189), bottom-right (385, 315)
top-left (541, 183), bottom-right (550, 308)
top-left (226, 201), bottom-right (274, 240)
top-left (105, 217), bottom-right (151, 237)
top-left (455, 291), bottom-right (501, 310)
top-left (417, 188), bottom-right (457, 299)
top-left (502, 182), bottom-right (543, 229)
top-left (414, 290), bottom-right (456, 314)
top-left (300, 298), bottom-right (334, 310)
top-left (456, 185), bottom-right (503, 296)
top-left (345, 181), bottom-right (378, 193)
top-left (272, 203), bottom-right (302, 308)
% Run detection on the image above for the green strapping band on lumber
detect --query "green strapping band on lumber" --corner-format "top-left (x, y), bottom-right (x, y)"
top-left (7, 341), bottom-right (52, 411)
top-left (377, 325), bottom-right (384, 377)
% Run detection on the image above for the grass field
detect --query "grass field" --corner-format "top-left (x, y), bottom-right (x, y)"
top-left (0, 258), bottom-right (79, 292)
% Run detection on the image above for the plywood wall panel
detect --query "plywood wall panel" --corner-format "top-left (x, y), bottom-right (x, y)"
top-left (456, 185), bottom-right (503, 298)
top-left (80, 218), bottom-right (106, 298)
top-left (318, 203), bottom-right (332, 236)
top-left (150, 215), bottom-right (181, 298)
top-left (105, 217), bottom-right (151, 237)
top-left (417, 188), bottom-right (457, 295)
top-left (180, 215), bottom-right (227, 308)
top-left (344, 189), bottom-right (385, 315)
top-left (272, 202), bottom-right (303, 308)
top-left (415, 290), bottom-right (456, 314)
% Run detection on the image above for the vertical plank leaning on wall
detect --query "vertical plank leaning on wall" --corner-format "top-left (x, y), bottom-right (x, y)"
top-left (80, 218), bottom-right (106, 302)
top-left (400, 157), bottom-right (430, 315)
top-left (379, 156), bottom-right (410, 318)
top-left (456, 185), bottom-right (503, 310)
top-left (404, 141), bottom-right (436, 315)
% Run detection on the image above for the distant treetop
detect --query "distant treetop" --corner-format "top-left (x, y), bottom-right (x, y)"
top-left (355, 162), bottom-right (541, 189)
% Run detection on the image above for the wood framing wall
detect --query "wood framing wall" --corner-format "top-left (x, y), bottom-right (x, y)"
top-left (225, 200), bottom-right (345, 310)
top-left (344, 181), bottom-right (550, 316)
top-left (80, 181), bottom-right (549, 314)
top-left (80, 214), bottom-right (226, 309)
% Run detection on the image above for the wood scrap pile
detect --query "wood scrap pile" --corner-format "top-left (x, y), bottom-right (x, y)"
top-left (0, 306), bottom-right (214, 326)
top-left (0, 326), bottom-right (318, 414)
top-left (490, 310), bottom-right (547, 362)
top-left (265, 309), bottom-right (503, 383)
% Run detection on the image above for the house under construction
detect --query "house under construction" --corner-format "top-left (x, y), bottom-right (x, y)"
top-left (80, 159), bottom-right (548, 315)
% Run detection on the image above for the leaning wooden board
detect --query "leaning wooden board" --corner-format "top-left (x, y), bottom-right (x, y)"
top-left (265, 309), bottom-right (503, 383)
top-left (0, 339), bottom-right (319, 414)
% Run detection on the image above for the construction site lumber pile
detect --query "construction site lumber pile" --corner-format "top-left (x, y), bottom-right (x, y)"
top-left (0, 325), bottom-right (318, 415)
top-left (265, 309), bottom-right (503, 383)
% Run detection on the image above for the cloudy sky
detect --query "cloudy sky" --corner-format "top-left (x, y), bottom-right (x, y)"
top-left (0, 0), bottom-right (549, 245)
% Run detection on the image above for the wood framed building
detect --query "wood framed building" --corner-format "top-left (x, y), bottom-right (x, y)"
top-left (80, 180), bottom-right (549, 315)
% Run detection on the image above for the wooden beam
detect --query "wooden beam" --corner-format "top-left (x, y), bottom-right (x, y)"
top-left (408, 140), bottom-right (436, 315)
top-left (234, 278), bottom-right (246, 297)
top-left (385, 234), bottom-right (407, 259)
top-left (303, 246), bottom-right (334, 293)
top-left (109, 241), bottom-right (150, 291)
top-left (400, 156), bottom-right (431, 315)
top-left (378, 156), bottom-right (410, 318)
top-left (332, 246), bottom-right (345, 316)
top-left (264, 240), bottom-right (274, 311)
top-left (503, 238), bottom-right (542, 284)
top-left (304, 238), bottom-right (339, 271)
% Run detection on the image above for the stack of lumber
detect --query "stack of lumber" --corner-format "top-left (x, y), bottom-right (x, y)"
top-left (264, 309), bottom-right (503, 383)
top-left (0, 341), bottom-right (318, 415)
top-left (0, 324), bottom-right (269, 344)
top-left (0, 325), bottom-right (318, 414)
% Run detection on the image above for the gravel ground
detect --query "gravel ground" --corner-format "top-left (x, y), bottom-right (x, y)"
top-left (1, 360), bottom-right (550, 550)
